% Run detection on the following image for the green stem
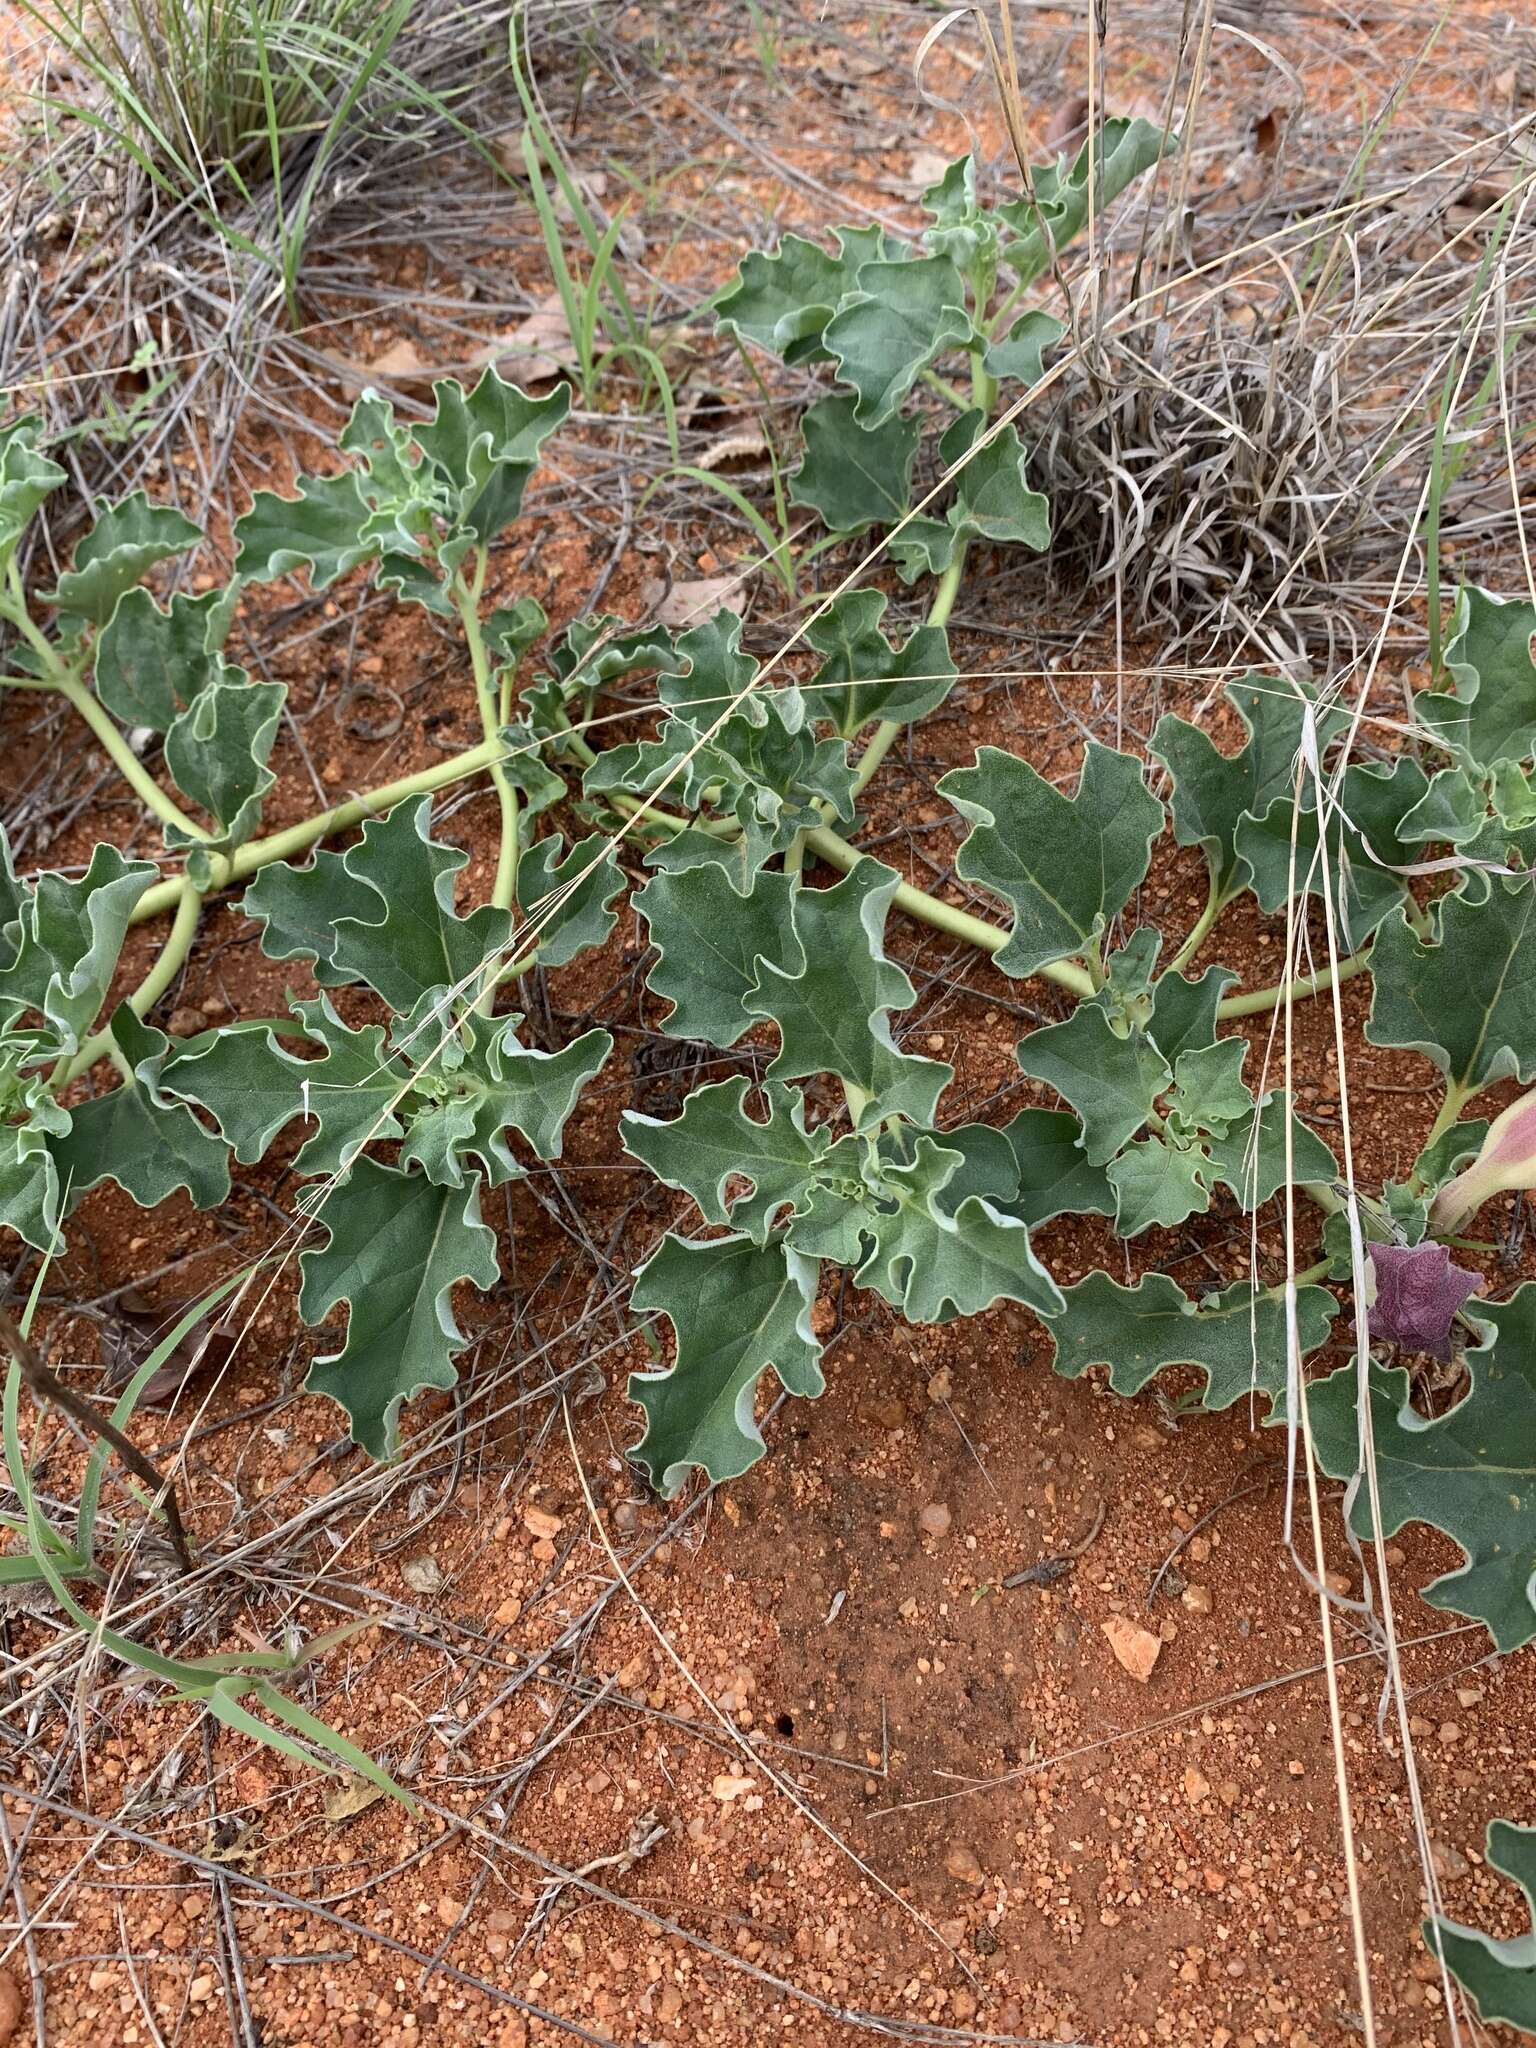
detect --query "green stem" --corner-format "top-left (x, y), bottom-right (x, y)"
top-left (1213, 948), bottom-right (1374, 1021)
top-left (52, 674), bottom-right (211, 844)
top-left (57, 879), bottom-right (205, 1085)
top-left (129, 738), bottom-right (503, 926)
top-left (454, 553), bottom-right (518, 917)
top-left (802, 824), bottom-right (1096, 1000)
top-left (1166, 873), bottom-right (1227, 975)
top-left (1424, 1076), bottom-right (1477, 1150)
top-left (848, 546), bottom-right (968, 804)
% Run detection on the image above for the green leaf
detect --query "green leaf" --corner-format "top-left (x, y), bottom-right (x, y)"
top-left (1234, 755), bottom-right (1428, 944)
top-left (50, 1006), bottom-right (229, 1211)
top-left (889, 415), bottom-right (1050, 580)
top-left (803, 588), bottom-right (955, 734)
top-left (1148, 964), bottom-right (1238, 1063)
top-left (1046, 1270), bottom-right (1338, 1410)
top-left (1201, 1090), bottom-right (1338, 1208)
top-left (298, 1160), bottom-right (499, 1459)
top-left (234, 470), bottom-right (374, 588)
top-left (0, 1069), bottom-right (66, 1253)
top-left (940, 742), bottom-right (1163, 979)
top-left (636, 863), bottom-right (800, 1047)
top-left (515, 832), bottom-right (623, 968)
top-left (307, 799), bottom-right (510, 1012)
top-left (790, 396), bottom-right (920, 538)
top-left (1417, 586), bottom-right (1536, 770)
top-left (0, 417), bottom-right (67, 574)
top-left (950, 1114), bottom-right (1122, 1220)
top-left (44, 491), bottom-right (202, 623)
top-left (745, 860), bottom-right (951, 1130)
top-left (854, 1133), bottom-right (1063, 1323)
top-left (919, 152), bottom-right (997, 269)
top-left (1, 843), bottom-right (157, 1056)
top-left (628, 1231), bottom-right (823, 1494)
top-left (714, 233), bottom-right (849, 363)
top-left (242, 846), bottom-right (375, 987)
top-left (163, 672), bottom-right (285, 849)
top-left (622, 1077), bottom-right (851, 1245)
top-left (1427, 1820), bottom-right (1536, 2029)
top-left (414, 368), bottom-right (570, 545)
top-left (982, 310), bottom-right (1064, 387)
top-left (163, 996), bottom-right (406, 1173)
top-left (1106, 1140), bottom-right (1211, 1235)
top-left (1150, 676), bottom-right (1334, 897)
top-left (997, 117), bottom-right (1171, 285)
top-left (822, 255), bottom-right (974, 426)
top-left (1016, 1001), bottom-right (1169, 1164)
top-left (1367, 882), bottom-right (1536, 1092)
top-left (93, 585), bottom-right (235, 732)
top-left (400, 1014), bottom-right (610, 1188)
top-left (1309, 1286), bottom-right (1536, 1650)
top-left (655, 609), bottom-right (760, 731)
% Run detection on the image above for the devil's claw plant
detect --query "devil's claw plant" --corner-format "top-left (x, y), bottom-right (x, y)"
top-left (7, 129), bottom-right (1536, 2000)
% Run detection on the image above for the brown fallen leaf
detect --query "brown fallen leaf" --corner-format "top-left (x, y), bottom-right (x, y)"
top-left (324, 1774), bottom-right (388, 1826)
top-left (1101, 1612), bottom-right (1162, 1683)
top-left (652, 575), bottom-right (740, 628)
top-left (363, 336), bottom-right (434, 384)
top-left (489, 294), bottom-right (574, 387)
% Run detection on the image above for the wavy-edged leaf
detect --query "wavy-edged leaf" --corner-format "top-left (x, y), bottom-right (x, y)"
top-left (1015, 1001), bottom-right (1170, 1164)
top-left (940, 742), bottom-right (1163, 979)
top-left (44, 491), bottom-right (202, 622)
top-left (889, 415), bottom-right (1050, 580)
top-left (0, 1070), bottom-right (67, 1252)
top-left (242, 845), bottom-right (374, 987)
top-left (0, 416), bottom-right (66, 573)
top-left (919, 152), bottom-right (997, 269)
top-left (1416, 586), bottom-right (1536, 771)
top-left (163, 672), bottom-right (285, 849)
top-left (414, 367), bottom-right (570, 545)
top-left (260, 798), bottom-right (511, 1012)
top-left (1367, 882), bottom-right (1536, 1092)
top-left (945, 1107), bottom-right (1115, 1227)
top-left (163, 996), bottom-right (406, 1172)
top-left (515, 832), bottom-right (623, 968)
top-left (822, 255), bottom-right (974, 426)
top-left (622, 1076), bottom-right (852, 1244)
top-left (298, 1159), bottom-right (499, 1459)
top-left (234, 470), bottom-right (374, 588)
top-left (51, 1006), bottom-right (229, 1211)
top-left (1234, 754), bottom-right (1428, 944)
top-left (635, 862), bottom-right (800, 1047)
top-left (400, 1014), bottom-right (610, 1188)
top-left (93, 585), bottom-right (236, 732)
top-left (1309, 1285), bottom-right (1536, 1650)
top-left (1, 843), bottom-right (157, 1056)
top-left (982, 309), bottom-right (1064, 387)
top-left (802, 589), bottom-right (955, 735)
top-left (628, 1231), bottom-right (823, 1494)
top-left (1150, 675), bottom-right (1334, 898)
top-left (997, 117), bottom-right (1171, 285)
top-left (1427, 1820), bottom-right (1536, 2029)
top-left (713, 233), bottom-right (849, 363)
top-left (854, 1132), bottom-right (1063, 1323)
top-left (790, 395), bottom-right (920, 539)
top-left (746, 860), bottom-right (950, 1130)
top-left (1046, 1269), bottom-right (1338, 1409)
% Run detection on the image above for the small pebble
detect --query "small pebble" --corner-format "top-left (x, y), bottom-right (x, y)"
top-left (920, 1502), bottom-right (952, 1538)
top-left (944, 1843), bottom-right (983, 1885)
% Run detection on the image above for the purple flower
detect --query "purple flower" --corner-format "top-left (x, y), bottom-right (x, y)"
top-left (1366, 1242), bottom-right (1481, 1363)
